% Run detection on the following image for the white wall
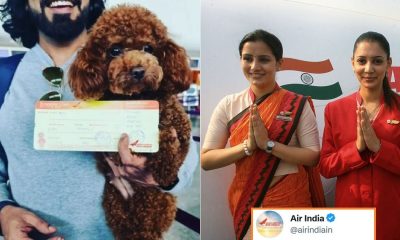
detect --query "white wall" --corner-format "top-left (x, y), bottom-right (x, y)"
top-left (201, 0), bottom-right (400, 239)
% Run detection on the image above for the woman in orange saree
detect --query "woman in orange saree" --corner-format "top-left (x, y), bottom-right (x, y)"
top-left (201, 29), bottom-right (325, 240)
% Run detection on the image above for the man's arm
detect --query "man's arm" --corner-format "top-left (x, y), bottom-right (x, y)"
top-left (0, 151), bottom-right (17, 216)
top-left (108, 135), bottom-right (199, 198)
top-left (0, 155), bottom-right (61, 239)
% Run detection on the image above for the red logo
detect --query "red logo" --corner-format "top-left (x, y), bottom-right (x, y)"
top-left (388, 67), bottom-right (400, 93)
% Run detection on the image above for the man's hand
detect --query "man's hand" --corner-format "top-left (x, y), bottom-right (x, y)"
top-left (104, 134), bottom-right (159, 199)
top-left (0, 205), bottom-right (62, 240)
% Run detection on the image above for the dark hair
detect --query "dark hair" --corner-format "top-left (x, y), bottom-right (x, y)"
top-left (238, 29), bottom-right (283, 61)
top-left (353, 31), bottom-right (398, 109)
top-left (0, 0), bottom-right (106, 48)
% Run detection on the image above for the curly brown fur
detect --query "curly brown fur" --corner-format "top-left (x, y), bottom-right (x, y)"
top-left (69, 5), bottom-right (192, 240)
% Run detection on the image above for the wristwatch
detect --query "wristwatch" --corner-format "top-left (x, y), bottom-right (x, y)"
top-left (265, 140), bottom-right (275, 153)
top-left (160, 177), bottom-right (180, 191)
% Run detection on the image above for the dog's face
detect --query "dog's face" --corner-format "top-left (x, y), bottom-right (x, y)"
top-left (106, 42), bottom-right (163, 96)
top-left (69, 5), bottom-right (192, 100)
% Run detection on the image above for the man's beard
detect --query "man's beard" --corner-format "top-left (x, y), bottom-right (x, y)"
top-left (29, 4), bottom-right (90, 44)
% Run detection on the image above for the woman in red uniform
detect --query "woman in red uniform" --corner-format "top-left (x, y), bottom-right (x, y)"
top-left (319, 31), bottom-right (400, 240)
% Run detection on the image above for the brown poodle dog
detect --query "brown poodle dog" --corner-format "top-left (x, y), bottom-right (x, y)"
top-left (68, 5), bottom-right (192, 240)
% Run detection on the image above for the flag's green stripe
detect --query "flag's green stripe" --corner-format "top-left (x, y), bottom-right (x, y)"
top-left (282, 82), bottom-right (342, 100)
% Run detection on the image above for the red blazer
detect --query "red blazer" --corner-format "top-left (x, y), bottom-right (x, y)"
top-left (319, 92), bottom-right (400, 240)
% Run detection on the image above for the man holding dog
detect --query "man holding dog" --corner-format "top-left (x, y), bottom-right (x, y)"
top-left (0, 0), bottom-right (197, 239)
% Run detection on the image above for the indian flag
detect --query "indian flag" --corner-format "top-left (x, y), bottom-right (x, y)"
top-left (277, 58), bottom-right (342, 100)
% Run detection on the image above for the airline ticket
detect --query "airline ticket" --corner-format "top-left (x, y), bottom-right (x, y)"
top-left (34, 100), bottom-right (159, 152)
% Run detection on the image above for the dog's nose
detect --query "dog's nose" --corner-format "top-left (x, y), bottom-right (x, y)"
top-left (132, 67), bottom-right (145, 81)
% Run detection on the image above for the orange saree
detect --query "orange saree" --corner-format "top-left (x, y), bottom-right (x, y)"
top-left (227, 88), bottom-right (325, 240)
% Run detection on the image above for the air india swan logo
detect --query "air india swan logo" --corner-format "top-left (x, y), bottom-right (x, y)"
top-left (256, 210), bottom-right (284, 238)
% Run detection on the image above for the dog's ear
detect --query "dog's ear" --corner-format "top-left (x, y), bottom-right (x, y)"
top-left (158, 40), bottom-right (192, 94)
top-left (69, 41), bottom-right (108, 100)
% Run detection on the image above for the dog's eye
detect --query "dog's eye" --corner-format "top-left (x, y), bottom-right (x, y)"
top-left (142, 45), bottom-right (153, 54)
top-left (108, 45), bottom-right (123, 58)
